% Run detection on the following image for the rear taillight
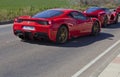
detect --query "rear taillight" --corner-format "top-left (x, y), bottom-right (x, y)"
top-left (37, 21), bottom-right (48, 25)
top-left (48, 21), bottom-right (52, 25)
top-left (14, 18), bottom-right (23, 23)
top-left (37, 20), bottom-right (52, 25)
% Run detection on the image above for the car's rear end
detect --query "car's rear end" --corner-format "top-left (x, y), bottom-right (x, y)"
top-left (13, 16), bottom-right (53, 41)
top-left (84, 7), bottom-right (101, 18)
top-left (84, 7), bottom-right (105, 27)
top-left (13, 9), bottom-right (65, 42)
top-left (116, 6), bottom-right (120, 14)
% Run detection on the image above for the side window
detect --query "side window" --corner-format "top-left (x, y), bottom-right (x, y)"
top-left (105, 9), bottom-right (111, 15)
top-left (69, 11), bottom-right (87, 20)
top-left (102, 8), bottom-right (111, 13)
top-left (105, 9), bottom-right (110, 12)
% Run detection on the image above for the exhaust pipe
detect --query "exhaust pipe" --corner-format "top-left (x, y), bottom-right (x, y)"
top-left (17, 33), bottom-right (24, 39)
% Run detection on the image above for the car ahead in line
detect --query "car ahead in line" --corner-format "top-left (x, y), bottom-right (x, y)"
top-left (84, 7), bottom-right (119, 27)
top-left (116, 6), bottom-right (120, 14)
top-left (13, 8), bottom-right (101, 43)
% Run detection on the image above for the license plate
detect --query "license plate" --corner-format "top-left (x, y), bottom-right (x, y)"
top-left (23, 26), bottom-right (35, 30)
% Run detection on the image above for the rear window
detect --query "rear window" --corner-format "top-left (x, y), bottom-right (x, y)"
top-left (32, 10), bottom-right (63, 18)
top-left (101, 8), bottom-right (109, 11)
top-left (86, 7), bottom-right (101, 13)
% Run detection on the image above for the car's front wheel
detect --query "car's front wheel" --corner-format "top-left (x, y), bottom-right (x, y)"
top-left (56, 26), bottom-right (68, 44)
top-left (91, 21), bottom-right (100, 36)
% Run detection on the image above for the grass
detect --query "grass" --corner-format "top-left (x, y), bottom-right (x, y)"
top-left (0, 0), bottom-right (119, 21)
top-left (0, 0), bottom-right (69, 21)
top-left (0, 0), bottom-right (69, 9)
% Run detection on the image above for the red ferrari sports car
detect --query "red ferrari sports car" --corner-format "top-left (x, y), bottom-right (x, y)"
top-left (84, 7), bottom-right (119, 27)
top-left (116, 6), bottom-right (120, 14)
top-left (13, 8), bottom-right (101, 43)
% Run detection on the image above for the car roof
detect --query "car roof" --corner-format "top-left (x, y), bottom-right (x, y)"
top-left (87, 7), bottom-right (109, 11)
top-left (89, 7), bottom-right (109, 10)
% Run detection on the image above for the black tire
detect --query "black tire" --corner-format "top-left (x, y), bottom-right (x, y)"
top-left (56, 26), bottom-right (68, 44)
top-left (20, 37), bottom-right (30, 41)
top-left (102, 16), bottom-right (108, 27)
top-left (114, 14), bottom-right (119, 24)
top-left (17, 33), bottom-right (25, 40)
top-left (91, 21), bottom-right (100, 36)
top-left (19, 36), bottom-right (25, 40)
top-left (19, 35), bottom-right (30, 41)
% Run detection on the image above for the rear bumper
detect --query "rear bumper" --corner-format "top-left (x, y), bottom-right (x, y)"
top-left (13, 27), bottom-right (57, 42)
top-left (14, 30), bottom-right (53, 41)
top-left (13, 19), bottom-right (59, 42)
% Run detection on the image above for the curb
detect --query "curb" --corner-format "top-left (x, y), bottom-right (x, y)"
top-left (98, 54), bottom-right (120, 77)
top-left (0, 20), bottom-right (13, 25)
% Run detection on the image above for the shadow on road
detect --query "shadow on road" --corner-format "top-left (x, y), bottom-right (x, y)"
top-left (104, 22), bottom-right (120, 29)
top-left (22, 32), bottom-right (114, 47)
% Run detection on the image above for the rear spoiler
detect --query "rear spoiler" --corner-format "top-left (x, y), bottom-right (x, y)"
top-left (15, 16), bottom-right (52, 25)
top-left (18, 16), bottom-right (49, 21)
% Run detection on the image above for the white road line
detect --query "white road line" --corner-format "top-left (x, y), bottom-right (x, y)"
top-left (72, 40), bottom-right (120, 77)
top-left (0, 24), bottom-right (12, 28)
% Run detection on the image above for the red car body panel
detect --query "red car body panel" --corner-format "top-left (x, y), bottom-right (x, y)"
top-left (116, 6), bottom-right (120, 14)
top-left (84, 7), bottom-right (118, 27)
top-left (13, 9), bottom-right (101, 42)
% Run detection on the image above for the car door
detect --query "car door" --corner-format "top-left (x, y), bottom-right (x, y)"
top-left (69, 11), bottom-right (92, 36)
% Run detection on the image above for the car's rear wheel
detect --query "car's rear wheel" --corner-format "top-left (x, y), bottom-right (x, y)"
top-left (91, 21), bottom-right (100, 36)
top-left (103, 16), bottom-right (108, 27)
top-left (56, 26), bottom-right (68, 44)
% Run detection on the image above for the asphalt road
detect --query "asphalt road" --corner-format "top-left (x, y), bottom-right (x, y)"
top-left (0, 20), bottom-right (120, 77)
